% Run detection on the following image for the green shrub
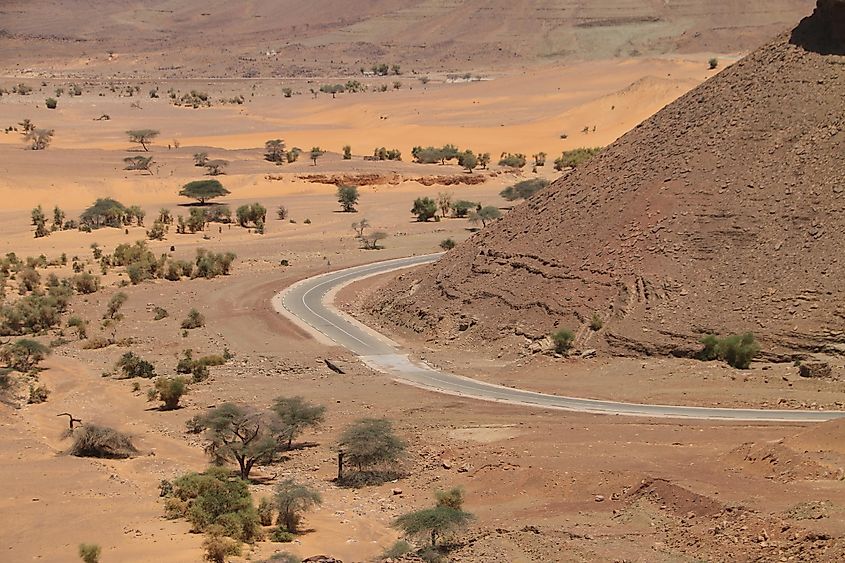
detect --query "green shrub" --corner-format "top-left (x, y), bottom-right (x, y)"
top-left (150, 376), bottom-right (189, 409)
top-left (78, 543), bottom-right (101, 563)
top-left (181, 308), bottom-right (205, 329)
top-left (271, 529), bottom-right (295, 543)
top-left (257, 497), bottom-right (275, 526)
top-left (439, 238), bottom-right (456, 251)
top-left (500, 178), bottom-right (549, 201)
top-left (411, 197), bottom-right (438, 222)
top-left (709, 57), bottom-right (719, 69)
top-left (72, 273), bottom-right (100, 294)
top-left (67, 315), bottom-right (88, 339)
top-left (554, 147), bottom-right (602, 171)
top-left (202, 528), bottom-right (241, 563)
top-left (498, 153), bottom-right (526, 168)
top-left (589, 313), bottom-right (603, 331)
top-left (28, 384), bottom-right (50, 404)
top-left (153, 306), bottom-right (168, 320)
top-left (116, 351), bottom-right (156, 379)
top-left (551, 329), bottom-right (575, 353)
top-left (450, 200), bottom-right (478, 218)
top-left (381, 540), bottom-right (413, 559)
top-left (336, 185), bottom-right (359, 212)
top-left (274, 479), bottom-right (322, 533)
top-left (697, 332), bottom-right (760, 369)
top-left (194, 249), bottom-right (236, 279)
top-left (166, 468), bottom-right (262, 542)
top-left (45, 97), bottom-right (57, 109)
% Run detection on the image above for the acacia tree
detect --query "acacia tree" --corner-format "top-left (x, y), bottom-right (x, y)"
top-left (469, 206), bottom-right (502, 227)
top-left (337, 418), bottom-right (405, 481)
top-left (336, 185), bottom-right (359, 212)
top-left (193, 403), bottom-right (284, 480)
top-left (127, 129), bottom-right (160, 151)
top-left (437, 192), bottom-right (453, 219)
top-left (458, 150), bottom-right (478, 173)
top-left (124, 155), bottom-right (155, 174)
top-left (179, 180), bottom-right (230, 204)
top-left (0, 338), bottom-right (51, 372)
top-left (393, 488), bottom-right (474, 548)
top-left (271, 396), bottom-right (326, 450)
top-left (31, 205), bottom-right (49, 238)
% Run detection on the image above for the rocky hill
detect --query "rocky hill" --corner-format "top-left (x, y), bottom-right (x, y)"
top-left (368, 1), bottom-right (845, 360)
top-left (0, 0), bottom-right (813, 77)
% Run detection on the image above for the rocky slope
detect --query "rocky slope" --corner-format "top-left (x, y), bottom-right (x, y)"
top-left (368, 1), bottom-right (845, 360)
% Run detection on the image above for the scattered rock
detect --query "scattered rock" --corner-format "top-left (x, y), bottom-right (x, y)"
top-left (798, 361), bottom-right (832, 379)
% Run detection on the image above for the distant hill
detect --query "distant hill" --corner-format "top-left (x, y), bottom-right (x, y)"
top-left (368, 1), bottom-right (845, 360)
top-left (0, 0), bottom-right (814, 78)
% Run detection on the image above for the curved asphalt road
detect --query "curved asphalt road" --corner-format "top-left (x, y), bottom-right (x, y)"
top-left (274, 254), bottom-right (845, 423)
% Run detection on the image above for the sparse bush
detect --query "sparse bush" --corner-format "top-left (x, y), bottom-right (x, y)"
top-left (498, 153), bottom-right (526, 168)
top-left (194, 249), bottom-right (236, 279)
top-left (181, 308), bottom-right (205, 329)
top-left (439, 238), bottom-right (456, 251)
top-left (276, 205), bottom-right (288, 220)
top-left (342, 145), bottom-right (352, 160)
top-left (274, 479), bottom-right (322, 533)
top-left (271, 529), bottom-right (295, 543)
top-left (32, 205), bottom-right (49, 238)
top-left (336, 185), bottom-right (359, 212)
top-left (203, 530), bottom-right (241, 563)
top-left (165, 468), bottom-right (261, 541)
top-left (0, 290), bottom-right (70, 335)
top-left (24, 128), bottom-right (54, 150)
top-left (68, 316), bottom-right (88, 339)
top-left (78, 543), bottom-right (101, 563)
top-left (411, 197), bottom-right (438, 222)
top-left (153, 306), bottom-right (168, 320)
top-left (149, 376), bottom-right (189, 409)
top-left (554, 147), bottom-right (602, 171)
top-left (116, 351), bottom-right (156, 379)
top-left (709, 57), bottom-right (719, 70)
top-left (45, 97), bottom-right (57, 109)
top-left (257, 497), bottom-right (275, 526)
top-left (697, 332), bottom-right (760, 369)
top-left (451, 200), bottom-right (478, 218)
top-left (552, 329), bottom-right (575, 353)
top-left (72, 272), bottom-right (100, 294)
top-left (18, 266), bottom-right (41, 293)
top-left (1, 338), bottom-right (51, 371)
top-left (147, 220), bottom-right (167, 240)
top-left (69, 424), bottom-right (138, 458)
top-left (590, 313), bottom-right (603, 331)
top-left (28, 384), bottom-right (49, 404)
top-left (235, 203), bottom-right (266, 229)
top-left (500, 178), bottom-right (549, 201)
top-left (381, 540), bottom-right (413, 559)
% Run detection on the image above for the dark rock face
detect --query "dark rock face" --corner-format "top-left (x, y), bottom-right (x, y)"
top-left (791, 0), bottom-right (845, 53)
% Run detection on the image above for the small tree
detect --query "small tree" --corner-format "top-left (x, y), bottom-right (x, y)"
top-left (179, 180), bottom-right (230, 204)
top-left (127, 129), bottom-right (160, 151)
top-left (274, 479), bottom-right (322, 533)
top-left (276, 205), bottom-right (288, 220)
top-left (271, 396), bottom-right (326, 450)
top-left (149, 376), bottom-right (190, 410)
top-left (451, 200), bottom-right (478, 218)
top-left (709, 57), bottom-right (719, 70)
top-left (342, 145), bottom-right (352, 160)
top-left (533, 152), bottom-right (547, 167)
top-left (458, 150), bottom-right (478, 173)
top-left (360, 230), bottom-right (387, 250)
top-left (309, 147), bottom-right (324, 166)
top-left (265, 139), bottom-right (287, 163)
top-left (437, 192), bottom-right (453, 218)
top-left (393, 488), bottom-right (474, 548)
top-left (1, 338), bottom-right (51, 372)
top-left (411, 197), bottom-right (438, 222)
top-left (32, 205), bottom-right (49, 238)
top-left (336, 185), bottom-right (359, 212)
top-left (78, 543), bottom-right (101, 563)
top-left (468, 206), bottom-right (501, 227)
top-left (193, 403), bottom-right (285, 479)
top-left (52, 205), bottom-right (65, 231)
top-left (337, 418), bottom-right (405, 482)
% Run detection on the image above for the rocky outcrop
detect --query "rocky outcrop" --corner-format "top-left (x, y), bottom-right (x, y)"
top-left (369, 4), bottom-right (845, 359)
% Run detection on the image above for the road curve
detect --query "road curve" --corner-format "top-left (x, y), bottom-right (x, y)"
top-left (274, 255), bottom-right (845, 423)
